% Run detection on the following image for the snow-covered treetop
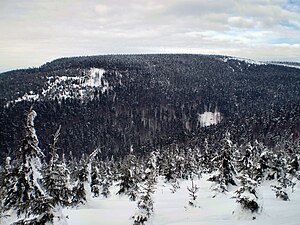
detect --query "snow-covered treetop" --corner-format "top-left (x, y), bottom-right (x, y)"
top-left (23, 107), bottom-right (44, 159)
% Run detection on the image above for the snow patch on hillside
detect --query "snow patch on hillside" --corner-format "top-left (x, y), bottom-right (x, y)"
top-left (7, 68), bottom-right (112, 106)
top-left (220, 56), bottom-right (266, 66)
top-left (42, 68), bottom-right (109, 101)
top-left (82, 68), bottom-right (107, 88)
top-left (220, 56), bottom-right (300, 71)
top-left (14, 91), bottom-right (39, 104)
top-left (198, 110), bottom-right (222, 127)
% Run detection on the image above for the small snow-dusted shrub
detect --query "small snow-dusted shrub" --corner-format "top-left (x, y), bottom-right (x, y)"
top-left (187, 180), bottom-right (200, 207)
top-left (234, 174), bottom-right (262, 219)
top-left (270, 168), bottom-right (295, 201)
top-left (11, 211), bottom-right (54, 225)
top-left (170, 179), bottom-right (180, 193)
top-left (271, 185), bottom-right (289, 201)
top-left (236, 193), bottom-right (259, 213)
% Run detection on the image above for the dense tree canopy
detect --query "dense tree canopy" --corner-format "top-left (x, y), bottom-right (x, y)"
top-left (0, 54), bottom-right (299, 160)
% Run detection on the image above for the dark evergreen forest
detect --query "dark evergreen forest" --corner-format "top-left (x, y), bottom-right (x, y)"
top-left (0, 54), bottom-right (299, 160)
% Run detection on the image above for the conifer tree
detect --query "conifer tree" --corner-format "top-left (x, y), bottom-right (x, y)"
top-left (252, 143), bottom-right (270, 182)
top-left (43, 126), bottom-right (71, 207)
top-left (143, 151), bottom-right (158, 182)
top-left (187, 180), bottom-right (200, 207)
top-left (117, 147), bottom-right (140, 201)
top-left (101, 174), bottom-right (112, 198)
top-left (237, 143), bottom-right (253, 174)
top-left (0, 155), bottom-right (12, 204)
top-left (99, 160), bottom-right (113, 198)
top-left (0, 154), bottom-right (13, 221)
top-left (288, 154), bottom-right (299, 175)
top-left (90, 162), bottom-right (101, 197)
top-left (270, 151), bottom-right (293, 201)
top-left (89, 148), bottom-right (101, 198)
top-left (208, 132), bottom-right (237, 193)
top-left (200, 138), bottom-right (213, 173)
top-left (182, 148), bottom-right (198, 179)
top-left (133, 155), bottom-right (156, 225)
top-left (71, 154), bottom-right (89, 205)
top-left (3, 108), bottom-right (54, 223)
top-left (162, 147), bottom-right (177, 182)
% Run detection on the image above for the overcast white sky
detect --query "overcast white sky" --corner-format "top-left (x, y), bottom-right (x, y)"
top-left (1, 0), bottom-right (300, 72)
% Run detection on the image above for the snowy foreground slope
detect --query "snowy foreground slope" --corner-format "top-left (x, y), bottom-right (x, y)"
top-left (47, 174), bottom-right (300, 225)
top-left (1, 175), bottom-right (299, 225)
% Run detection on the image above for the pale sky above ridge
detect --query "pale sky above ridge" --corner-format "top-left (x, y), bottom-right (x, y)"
top-left (1, 0), bottom-right (300, 72)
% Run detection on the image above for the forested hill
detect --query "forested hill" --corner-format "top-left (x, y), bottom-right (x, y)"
top-left (0, 54), bottom-right (299, 159)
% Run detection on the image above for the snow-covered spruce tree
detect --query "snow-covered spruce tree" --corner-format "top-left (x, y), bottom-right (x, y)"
top-left (163, 152), bottom-right (177, 182)
top-left (272, 152), bottom-right (286, 180)
top-left (159, 145), bottom-right (174, 181)
top-left (199, 138), bottom-right (214, 173)
top-left (142, 151), bottom-right (158, 182)
top-left (90, 161), bottom-right (101, 197)
top-left (187, 180), bottom-right (200, 207)
top-left (100, 171), bottom-right (112, 198)
top-left (133, 157), bottom-right (156, 225)
top-left (104, 155), bottom-right (119, 183)
top-left (160, 146), bottom-right (181, 192)
top-left (249, 140), bottom-right (262, 168)
top-left (182, 147), bottom-right (199, 180)
top-left (234, 174), bottom-right (262, 218)
top-left (235, 142), bottom-right (268, 183)
top-left (133, 182), bottom-right (155, 225)
top-left (67, 150), bottom-right (77, 178)
top-left (0, 155), bottom-right (12, 197)
top-left (270, 152), bottom-right (294, 201)
top-left (72, 148), bottom-right (101, 203)
top-left (0, 154), bottom-right (13, 221)
top-left (236, 143), bottom-right (253, 174)
top-left (158, 147), bottom-right (181, 193)
top-left (43, 126), bottom-right (72, 207)
top-left (208, 132), bottom-right (237, 194)
top-left (175, 149), bottom-right (186, 179)
top-left (89, 148), bottom-right (104, 198)
top-left (174, 146), bottom-right (197, 180)
top-left (288, 153), bottom-right (299, 176)
top-left (3, 108), bottom-right (54, 223)
top-left (189, 146), bottom-right (203, 178)
top-left (267, 144), bottom-right (297, 201)
top-left (117, 147), bottom-right (140, 201)
top-left (71, 154), bottom-right (89, 205)
top-left (252, 143), bottom-right (270, 183)
top-left (97, 159), bottom-right (113, 198)
top-left (0, 154), bottom-right (10, 194)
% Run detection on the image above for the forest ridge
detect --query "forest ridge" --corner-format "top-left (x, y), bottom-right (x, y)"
top-left (0, 54), bottom-right (299, 160)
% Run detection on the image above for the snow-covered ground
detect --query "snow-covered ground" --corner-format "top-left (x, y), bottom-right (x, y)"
top-left (59, 174), bottom-right (300, 225)
top-left (219, 56), bottom-right (266, 66)
top-left (6, 68), bottom-right (113, 107)
top-left (198, 111), bottom-right (222, 127)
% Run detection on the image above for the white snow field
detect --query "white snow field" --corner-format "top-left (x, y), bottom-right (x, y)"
top-left (5, 68), bottom-right (114, 107)
top-left (198, 111), bottom-right (222, 127)
top-left (60, 174), bottom-right (300, 225)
